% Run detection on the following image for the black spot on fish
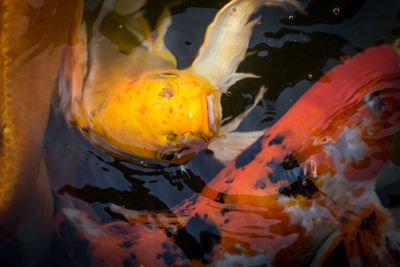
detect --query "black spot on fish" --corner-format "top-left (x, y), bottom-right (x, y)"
top-left (266, 160), bottom-right (275, 168)
top-left (216, 192), bottom-right (226, 204)
top-left (220, 208), bottom-right (229, 216)
top-left (282, 153), bottom-right (299, 170)
top-left (359, 211), bottom-right (377, 231)
top-left (158, 243), bottom-right (182, 266)
top-left (224, 219), bottom-right (230, 224)
top-left (255, 179), bottom-right (267, 190)
top-left (268, 154), bottom-right (303, 184)
top-left (119, 241), bottom-right (133, 248)
top-left (268, 134), bottom-right (285, 146)
top-left (235, 135), bottom-right (264, 169)
top-left (171, 214), bottom-right (221, 264)
top-left (184, 195), bottom-right (199, 209)
top-left (279, 177), bottom-right (319, 198)
top-left (130, 254), bottom-right (136, 259)
top-left (225, 178), bottom-right (234, 184)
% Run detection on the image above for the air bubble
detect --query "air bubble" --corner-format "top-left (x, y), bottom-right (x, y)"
top-left (288, 15), bottom-right (294, 21)
top-left (333, 6), bottom-right (341, 16)
top-left (232, 7), bottom-right (236, 12)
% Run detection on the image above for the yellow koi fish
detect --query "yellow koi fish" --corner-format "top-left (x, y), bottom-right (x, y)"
top-left (60, 0), bottom-right (301, 164)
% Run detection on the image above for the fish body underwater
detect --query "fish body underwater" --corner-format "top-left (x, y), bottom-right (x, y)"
top-left (0, 0), bottom-right (83, 263)
top-left (59, 43), bottom-right (400, 266)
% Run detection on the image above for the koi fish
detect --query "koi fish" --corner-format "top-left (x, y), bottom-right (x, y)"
top-left (58, 43), bottom-right (400, 266)
top-left (0, 0), bottom-right (83, 263)
top-left (60, 0), bottom-right (301, 164)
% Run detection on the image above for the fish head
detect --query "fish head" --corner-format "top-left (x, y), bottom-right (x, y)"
top-left (93, 69), bottom-right (223, 164)
top-left (144, 69), bottom-right (223, 163)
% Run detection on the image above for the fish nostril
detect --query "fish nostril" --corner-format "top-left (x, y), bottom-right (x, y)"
top-left (181, 133), bottom-right (189, 143)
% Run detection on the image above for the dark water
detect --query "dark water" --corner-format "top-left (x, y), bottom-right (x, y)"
top-left (2, 0), bottom-right (400, 266)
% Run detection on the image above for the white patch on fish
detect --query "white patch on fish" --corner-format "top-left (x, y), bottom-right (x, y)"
top-left (324, 126), bottom-right (369, 174)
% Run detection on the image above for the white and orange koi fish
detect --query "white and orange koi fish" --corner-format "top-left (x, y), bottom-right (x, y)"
top-left (58, 42), bottom-right (400, 266)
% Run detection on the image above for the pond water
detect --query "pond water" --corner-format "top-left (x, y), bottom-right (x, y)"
top-left (2, 0), bottom-right (400, 266)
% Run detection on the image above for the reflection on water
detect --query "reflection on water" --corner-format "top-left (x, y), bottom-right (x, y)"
top-left (2, 0), bottom-right (400, 265)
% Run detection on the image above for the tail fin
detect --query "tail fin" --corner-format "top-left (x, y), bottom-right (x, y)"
top-left (190, 0), bottom-right (302, 90)
top-left (312, 201), bottom-right (400, 266)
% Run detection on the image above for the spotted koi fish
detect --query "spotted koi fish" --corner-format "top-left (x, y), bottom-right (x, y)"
top-left (59, 43), bottom-right (400, 266)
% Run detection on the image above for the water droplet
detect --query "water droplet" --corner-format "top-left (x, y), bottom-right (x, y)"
top-left (307, 73), bottom-right (313, 79)
top-left (232, 7), bottom-right (236, 12)
top-left (257, 50), bottom-right (268, 57)
top-left (288, 15), bottom-right (294, 21)
top-left (332, 6), bottom-right (341, 16)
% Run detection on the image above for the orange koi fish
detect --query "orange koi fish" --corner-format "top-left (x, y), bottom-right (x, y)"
top-left (0, 0), bottom-right (83, 263)
top-left (58, 43), bottom-right (400, 266)
top-left (60, 0), bottom-right (301, 164)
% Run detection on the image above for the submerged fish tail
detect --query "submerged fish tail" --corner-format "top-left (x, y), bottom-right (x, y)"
top-left (190, 0), bottom-right (302, 90)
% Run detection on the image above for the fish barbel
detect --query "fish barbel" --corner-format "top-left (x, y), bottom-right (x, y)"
top-left (59, 43), bottom-right (400, 266)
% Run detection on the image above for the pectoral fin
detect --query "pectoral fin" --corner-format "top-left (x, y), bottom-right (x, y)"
top-left (208, 86), bottom-right (267, 165)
